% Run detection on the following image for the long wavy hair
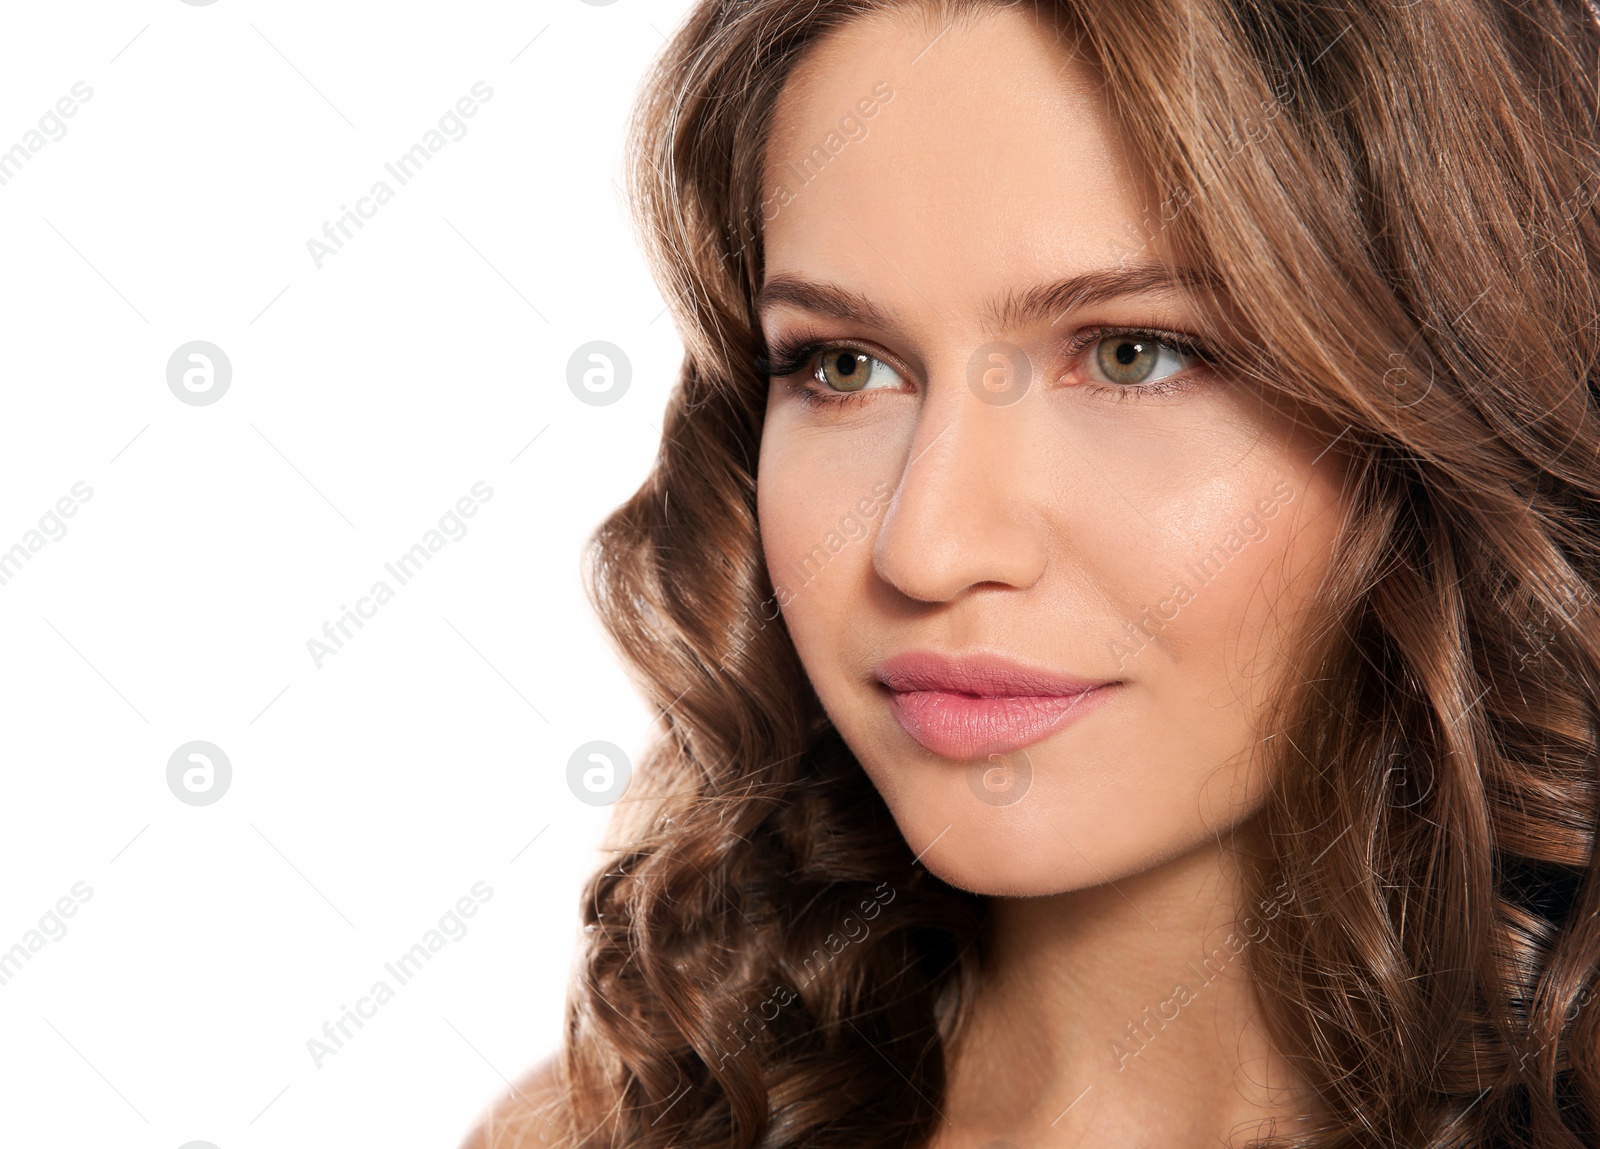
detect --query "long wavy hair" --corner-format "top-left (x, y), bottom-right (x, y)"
top-left (496, 0), bottom-right (1600, 1144)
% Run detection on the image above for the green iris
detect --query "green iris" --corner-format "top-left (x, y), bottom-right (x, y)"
top-left (819, 350), bottom-right (873, 392)
top-left (1096, 336), bottom-right (1161, 385)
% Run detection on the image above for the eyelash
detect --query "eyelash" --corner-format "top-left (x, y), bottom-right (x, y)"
top-left (756, 325), bottom-right (1215, 410)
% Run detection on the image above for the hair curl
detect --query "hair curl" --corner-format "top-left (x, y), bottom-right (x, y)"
top-left (481, 0), bottom-right (1600, 1144)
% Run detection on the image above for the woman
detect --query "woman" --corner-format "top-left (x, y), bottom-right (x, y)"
top-left (466, 0), bottom-right (1600, 1144)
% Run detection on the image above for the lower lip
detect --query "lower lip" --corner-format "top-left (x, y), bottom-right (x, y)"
top-left (885, 685), bottom-right (1117, 759)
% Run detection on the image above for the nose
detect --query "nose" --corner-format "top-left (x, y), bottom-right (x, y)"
top-left (871, 382), bottom-right (1049, 602)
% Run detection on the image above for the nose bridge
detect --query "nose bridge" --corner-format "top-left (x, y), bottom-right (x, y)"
top-left (872, 378), bottom-right (1048, 602)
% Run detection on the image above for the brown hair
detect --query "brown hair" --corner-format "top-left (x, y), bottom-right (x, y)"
top-left (483, 0), bottom-right (1600, 1144)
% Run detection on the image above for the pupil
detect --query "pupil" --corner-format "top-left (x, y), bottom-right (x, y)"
top-left (1115, 340), bottom-right (1141, 365)
top-left (834, 353), bottom-right (859, 376)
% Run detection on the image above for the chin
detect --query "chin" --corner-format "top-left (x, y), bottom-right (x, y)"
top-left (876, 778), bottom-right (1249, 899)
top-left (874, 795), bottom-right (1123, 898)
top-left (919, 853), bottom-right (1089, 898)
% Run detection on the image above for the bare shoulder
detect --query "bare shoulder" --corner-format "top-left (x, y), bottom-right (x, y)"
top-left (457, 1054), bottom-right (565, 1149)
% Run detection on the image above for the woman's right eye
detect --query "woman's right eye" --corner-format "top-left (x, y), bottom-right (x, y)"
top-left (813, 348), bottom-right (903, 394)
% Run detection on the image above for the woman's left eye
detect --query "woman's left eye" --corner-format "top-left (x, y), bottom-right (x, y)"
top-left (1084, 333), bottom-right (1203, 387)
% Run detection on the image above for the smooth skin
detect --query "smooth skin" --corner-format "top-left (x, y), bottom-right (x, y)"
top-left (755, 4), bottom-right (1345, 1144)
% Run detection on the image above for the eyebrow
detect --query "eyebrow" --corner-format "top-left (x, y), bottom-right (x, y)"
top-left (756, 262), bottom-right (1219, 332)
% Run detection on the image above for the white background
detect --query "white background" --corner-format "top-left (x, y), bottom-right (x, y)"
top-left (0, 2), bottom-right (699, 1145)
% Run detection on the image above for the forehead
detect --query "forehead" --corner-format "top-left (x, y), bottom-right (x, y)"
top-left (760, 5), bottom-right (1165, 328)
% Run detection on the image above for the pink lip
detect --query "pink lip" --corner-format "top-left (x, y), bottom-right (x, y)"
top-left (875, 650), bottom-right (1119, 759)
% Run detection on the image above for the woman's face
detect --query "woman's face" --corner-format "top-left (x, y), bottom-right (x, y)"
top-left (755, 5), bottom-right (1346, 896)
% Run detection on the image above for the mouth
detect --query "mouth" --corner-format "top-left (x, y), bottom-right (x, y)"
top-left (874, 650), bottom-right (1120, 759)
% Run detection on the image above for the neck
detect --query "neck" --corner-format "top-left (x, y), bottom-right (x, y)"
top-left (938, 825), bottom-right (1314, 1145)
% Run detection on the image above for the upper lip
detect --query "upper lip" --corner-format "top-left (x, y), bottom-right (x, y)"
top-left (874, 650), bottom-right (1113, 697)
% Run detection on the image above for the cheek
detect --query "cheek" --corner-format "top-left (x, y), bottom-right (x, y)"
top-left (755, 414), bottom-right (894, 657)
top-left (1149, 469), bottom-right (1342, 688)
top-left (1071, 424), bottom-right (1343, 806)
top-left (1079, 393), bottom-right (1339, 677)
top-left (1098, 458), bottom-right (1343, 810)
